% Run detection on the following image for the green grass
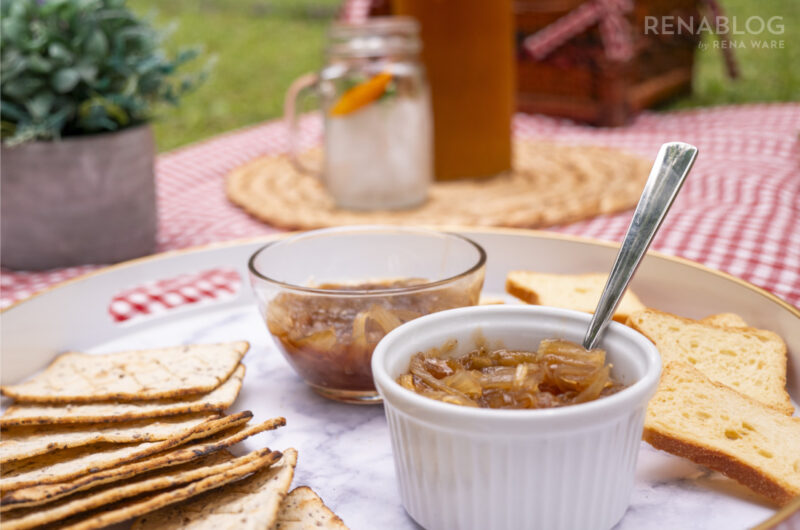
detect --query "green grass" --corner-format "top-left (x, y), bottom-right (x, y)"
top-left (662, 0), bottom-right (800, 109)
top-left (129, 0), bottom-right (341, 151)
top-left (130, 0), bottom-right (799, 152)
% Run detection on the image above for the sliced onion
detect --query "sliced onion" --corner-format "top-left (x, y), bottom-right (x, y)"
top-left (352, 311), bottom-right (369, 349)
top-left (397, 339), bottom-right (621, 409)
top-left (293, 328), bottom-right (337, 351)
top-left (366, 305), bottom-right (403, 333)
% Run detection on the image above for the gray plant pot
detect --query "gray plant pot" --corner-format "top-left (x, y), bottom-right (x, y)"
top-left (1, 124), bottom-right (157, 270)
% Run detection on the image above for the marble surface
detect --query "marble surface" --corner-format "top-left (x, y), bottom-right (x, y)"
top-left (82, 301), bottom-right (780, 530)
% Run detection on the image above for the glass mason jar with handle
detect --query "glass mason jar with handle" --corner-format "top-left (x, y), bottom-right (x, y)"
top-left (284, 17), bottom-right (433, 211)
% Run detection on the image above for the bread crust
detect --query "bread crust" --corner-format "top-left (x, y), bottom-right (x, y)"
top-left (504, 277), bottom-right (541, 305)
top-left (643, 428), bottom-right (796, 506)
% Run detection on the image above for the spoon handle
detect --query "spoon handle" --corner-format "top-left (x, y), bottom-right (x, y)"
top-left (582, 142), bottom-right (698, 350)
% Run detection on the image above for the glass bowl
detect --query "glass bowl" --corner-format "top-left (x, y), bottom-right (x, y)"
top-left (248, 226), bottom-right (486, 404)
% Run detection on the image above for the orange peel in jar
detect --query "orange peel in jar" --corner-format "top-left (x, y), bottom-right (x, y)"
top-left (330, 72), bottom-right (393, 116)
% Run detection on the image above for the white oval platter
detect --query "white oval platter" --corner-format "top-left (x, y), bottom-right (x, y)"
top-left (2, 228), bottom-right (798, 529)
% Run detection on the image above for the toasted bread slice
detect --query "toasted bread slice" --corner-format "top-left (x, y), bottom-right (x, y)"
top-left (627, 309), bottom-right (793, 415)
top-left (644, 362), bottom-right (800, 506)
top-left (701, 313), bottom-right (748, 328)
top-left (505, 271), bottom-right (646, 323)
top-left (627, 309), bottom-right (794, 415)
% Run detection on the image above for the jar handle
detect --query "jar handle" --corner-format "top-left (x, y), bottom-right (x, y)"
top-left (284, 72), bottom-right (323, 176)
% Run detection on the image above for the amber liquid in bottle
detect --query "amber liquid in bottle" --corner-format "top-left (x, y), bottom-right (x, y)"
top-left (394, 0), bottom-right (514, 181)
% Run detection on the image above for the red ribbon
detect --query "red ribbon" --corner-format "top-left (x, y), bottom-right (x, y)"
top-left (523, 0), bottom-right (635, 62)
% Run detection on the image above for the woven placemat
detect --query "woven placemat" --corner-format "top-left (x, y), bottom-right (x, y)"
top-left (226, 140), bottom-right (651, 230)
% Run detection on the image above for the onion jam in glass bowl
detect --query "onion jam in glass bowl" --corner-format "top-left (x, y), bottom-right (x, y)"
top-left (249, 226), bottom-right (486, 404)
top-left (266, 278), bottom-right (479, 397)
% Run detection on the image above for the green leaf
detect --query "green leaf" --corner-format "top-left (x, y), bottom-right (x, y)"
top-left (26, 54), bottom-right (53, 74)
top-left (8, 1), bottom-right (30, 19)
top-left (25, 21), bottom-right (49, 51)
top-left (3, 77), bottom-right (44, 99)
top-left (79, 96), bottom-right (128, 126)
top-left (76, 0), bottom-right (102, 11)
top-left (45, 103), bottom-right (75, 131)
top-left (48, 42), bottom-right (74, 63)
top-left (39, 0), bottom-right (70, 17)
top-left (75, 61), bottom-right (98, 83)
top-left (25, 93), bottom-right (55, 119)
top-left (1, 51), bottom-right (28, 81)
top-left (0, 100), bottom-right (29, 122)
top-left (52, 68), bottom-right (81, 92)
top-left (83, 29), bottom-right (108, 59)
top-left (174, 48), bottom-right (200, 66)
top-left (1, 120), bottom-right (18, 138)
top-left (1, 19), bottom-right (27, 44)
top-left (93, 76), bottom-right (111, 90)
top-left (122, 74), bottom-right (139, 96)
top-left (135, 55), bottom-right (163, 75)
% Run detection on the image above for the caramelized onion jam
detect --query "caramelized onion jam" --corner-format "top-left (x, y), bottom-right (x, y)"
top-left (267, 279), bottom-right (480, 391)
top-left (397, 338), bottom-right (626, 409)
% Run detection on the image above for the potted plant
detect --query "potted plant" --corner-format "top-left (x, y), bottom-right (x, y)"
top-left (1, 0), bottom-right (206, 269)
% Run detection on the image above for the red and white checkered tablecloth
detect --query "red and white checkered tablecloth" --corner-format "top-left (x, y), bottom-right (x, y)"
top-left (2, 104), bottom-right (799, 318)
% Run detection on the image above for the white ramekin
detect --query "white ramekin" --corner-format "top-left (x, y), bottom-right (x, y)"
top-left (372, 305), bottom-right (661, 530)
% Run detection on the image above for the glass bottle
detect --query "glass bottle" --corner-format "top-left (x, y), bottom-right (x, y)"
top-left (394, 0), bottom-right (515, 181)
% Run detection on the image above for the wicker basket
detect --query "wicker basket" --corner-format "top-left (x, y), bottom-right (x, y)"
top-left (515, 0), bottom-right (701, 126)
top-left (369, 0), bottom-right (702, 126)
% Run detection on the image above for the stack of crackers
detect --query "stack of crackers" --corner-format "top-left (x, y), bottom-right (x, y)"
top-left (506, 271), bottom-right (800, 506)
top-left (0, 341), bottom-right (347, 529)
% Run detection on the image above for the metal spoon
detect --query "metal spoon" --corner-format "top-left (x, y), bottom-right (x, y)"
top-left (582, 142), bottom-right (698, 350)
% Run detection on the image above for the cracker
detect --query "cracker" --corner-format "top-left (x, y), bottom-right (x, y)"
top-left (0, 412), bottom-right (217, 464)
top-left (0, 342), bottom-right (249, 402)
top-left (0, 411), bottom-right (252, 493)
top-left (0, 417), bottom-right (286, 511)
top-left (1, 448), bottom-right (282, 530)
top-left (0, 364), bottom-right (246, 427)
top-left (62, 448), bottom-right (296, 530)
top-left (275, 486), bottom-right (349, 529)
top-left (132, 448), bottom-right (298, 529)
